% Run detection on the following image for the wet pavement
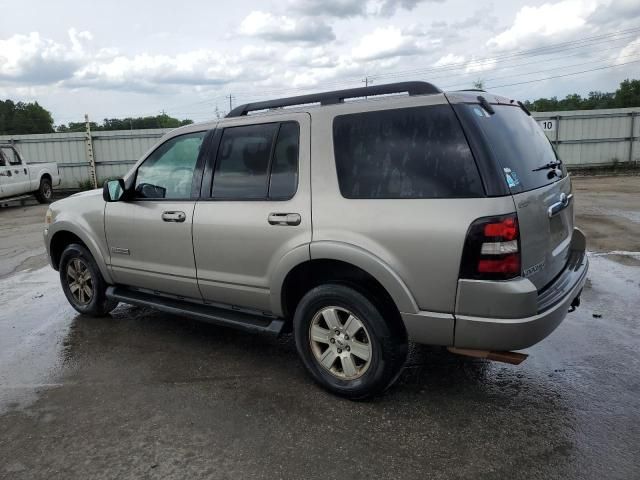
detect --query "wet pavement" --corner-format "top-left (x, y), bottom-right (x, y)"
top-left (0, 177), bottom-right (639, 479)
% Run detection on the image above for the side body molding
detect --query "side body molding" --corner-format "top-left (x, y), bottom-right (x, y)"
top-left (309, 241), bottom-right (419, 314)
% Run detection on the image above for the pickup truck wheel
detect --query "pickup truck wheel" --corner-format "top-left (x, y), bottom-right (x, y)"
top-left (35, 178), bottom-right (53, 204)
top-left (294, 284), bottom-right (407, 399)
top-left (59, 243), bottom-right (119, 316)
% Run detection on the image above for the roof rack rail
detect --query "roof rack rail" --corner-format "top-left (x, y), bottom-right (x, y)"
top-left (226, 81), bottom-right (441, 118)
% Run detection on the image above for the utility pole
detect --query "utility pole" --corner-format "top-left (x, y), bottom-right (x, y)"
top-left (362, 77), bottom-right (373, 99)
top-left (227, 94), bottom-right (234, 113)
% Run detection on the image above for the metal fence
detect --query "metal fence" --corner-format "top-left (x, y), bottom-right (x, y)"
top-left (0, 128), bottom-right (170, 189)
top-left (532, 107), bottom-right (638, 168)
top-left (0, 107), bottom-right (638, 190)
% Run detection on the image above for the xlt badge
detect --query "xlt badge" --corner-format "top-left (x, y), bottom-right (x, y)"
top-left (524, 261), bottom-right (545, 277)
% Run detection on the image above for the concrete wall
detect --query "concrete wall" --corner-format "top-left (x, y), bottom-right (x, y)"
top-left (0, 107), bottom-right (638, 190)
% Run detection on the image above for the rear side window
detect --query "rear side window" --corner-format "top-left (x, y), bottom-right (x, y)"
top-left (212, 122), bottom-right (299, 200)
top-left (333, 105), bottom-right (484, 199)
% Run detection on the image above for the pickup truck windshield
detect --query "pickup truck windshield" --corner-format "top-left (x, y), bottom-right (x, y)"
top-left (461, 104), bottom-right (564, 193)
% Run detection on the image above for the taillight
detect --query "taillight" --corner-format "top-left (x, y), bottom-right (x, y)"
top-left (460, 214), bottom-right (521, 280)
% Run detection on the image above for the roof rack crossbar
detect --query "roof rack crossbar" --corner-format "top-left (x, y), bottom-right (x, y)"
top-left (226, 81), bottom-right (441, 117)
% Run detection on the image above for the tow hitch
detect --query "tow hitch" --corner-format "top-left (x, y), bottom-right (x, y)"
top-left (568, 291), bottom-right (582, 313)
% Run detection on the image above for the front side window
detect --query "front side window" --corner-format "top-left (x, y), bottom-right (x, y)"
top-left (333, 105), bottom-right (484, 199)
top-left (211, 121), bottom-right (299, 200)
top-left (135, 131), bottom-right (205, 199)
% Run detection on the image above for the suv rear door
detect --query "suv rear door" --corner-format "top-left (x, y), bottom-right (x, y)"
top-left (192, 113), bottom-right (311, 313)
top-left (455, 101), bottom-right (574, 289)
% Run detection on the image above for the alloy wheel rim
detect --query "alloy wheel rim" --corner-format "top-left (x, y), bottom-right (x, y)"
top-left (309, 306), bottom-right (372, 380)
top-left (66, 258), bottom-right (93, 305)
top-left (43, 184), bottom-right (52, 198)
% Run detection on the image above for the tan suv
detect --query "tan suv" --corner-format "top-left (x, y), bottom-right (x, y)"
top-left (44, 82), bottom-right (588, 398)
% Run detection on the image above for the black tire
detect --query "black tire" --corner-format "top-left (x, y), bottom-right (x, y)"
top-left (59, 243), bottom-right (119, 316)
top-left (35, 177), bottom-right (53, 204)
top-left (294, 284), bottom-right (407, 399)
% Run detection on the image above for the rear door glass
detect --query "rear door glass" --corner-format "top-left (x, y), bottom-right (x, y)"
top-left (332, 105), bottom-right (484, 199)
top-left (461, 104), bottom-right (564, 193)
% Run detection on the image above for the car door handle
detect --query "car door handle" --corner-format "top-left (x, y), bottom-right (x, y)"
top-left (268, 212), bottom-right (301, 226)
top-left (161, 211), bottom-right (186, 222)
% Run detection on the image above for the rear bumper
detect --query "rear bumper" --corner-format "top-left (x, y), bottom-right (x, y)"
top-left (453, 228), bottom-right (588, 351)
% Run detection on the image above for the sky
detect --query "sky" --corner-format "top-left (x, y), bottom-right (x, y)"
top-left (0, 0), bottom-right (639, 125)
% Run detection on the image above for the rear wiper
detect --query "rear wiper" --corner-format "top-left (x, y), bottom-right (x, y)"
top-left (532, 160), bottom-right (562, 172)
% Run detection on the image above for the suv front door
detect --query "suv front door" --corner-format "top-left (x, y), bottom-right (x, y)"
top-left (192, 114), bottom-right (311, 313)
top-left (105, 130), bottom-right (209, 299)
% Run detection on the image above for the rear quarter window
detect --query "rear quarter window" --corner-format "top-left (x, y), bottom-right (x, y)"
top-left (332, 105), bottom-right (484, 199)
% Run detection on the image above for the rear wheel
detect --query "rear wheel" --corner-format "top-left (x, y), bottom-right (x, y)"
top-left (294, 284), bottom-right (407, 399)
top-left (59, 243), bottom-right (118, 316)
top-left (35, 177), bottom-right (53, 203)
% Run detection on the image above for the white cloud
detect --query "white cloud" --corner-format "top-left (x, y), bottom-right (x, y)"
top-left (291, 0), bottom-right (444, 18)
top-left (616, 36), bottom-right (640, 64)
top-left (465, 57), bottom-right (497, 74)
top-left (352, 27), bottom-right (423, 60)
top-left (284, 46), bottom-right (336, 68)
top-left (433, 53), bottom-right (465, 67)
top-left (71, 50), bottom-right (247, 91)
top-left (488, 0), bottom-right (599, 50)
top-left (0, 29), bottom-right (90, 83)
top-left (238, 10), bottom-right (334, 43)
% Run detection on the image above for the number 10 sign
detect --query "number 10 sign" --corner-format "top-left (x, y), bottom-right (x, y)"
top-left (538, 120), bottom-right (556, 131)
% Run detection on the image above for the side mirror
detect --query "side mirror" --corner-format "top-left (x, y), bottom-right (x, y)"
top-left (103, 178), bottom-right (125, 202)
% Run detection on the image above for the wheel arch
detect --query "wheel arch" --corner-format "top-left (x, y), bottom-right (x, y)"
top-left (48, 224), bottom-right (113, 283)
top-left (273, 241), bottom-right (418, 329)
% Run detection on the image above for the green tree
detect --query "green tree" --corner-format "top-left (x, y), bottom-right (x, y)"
top-left (614, 79), bottom-right (640, 108)
top-left (525, 79), bottom-right (640, 112)
top-left (0, 100), bottom-right (54, 134)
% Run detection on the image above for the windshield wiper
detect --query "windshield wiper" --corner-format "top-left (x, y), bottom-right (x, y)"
top-left (532, 160), bottom-right (562, 172)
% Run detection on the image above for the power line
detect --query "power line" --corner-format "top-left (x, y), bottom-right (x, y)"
top-left (441, 52), bottom-right (640, 90)
top-left (482, 58), bottom-right (640, 90)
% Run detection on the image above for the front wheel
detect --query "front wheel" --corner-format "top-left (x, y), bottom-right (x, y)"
top-left (59, 243), bottom-right (118, 316)
top-left (294, 284), bottom-right (407, 399)
top-left (35, 177), bottom-right (53, 203)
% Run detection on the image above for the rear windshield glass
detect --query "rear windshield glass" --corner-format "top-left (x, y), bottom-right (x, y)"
top-left (333, 105), bottom-right (484, 199)
top-left (461, 104), bottom-right (564, 192)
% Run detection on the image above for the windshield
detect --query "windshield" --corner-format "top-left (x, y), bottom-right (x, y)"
top-left (461, 104), bottom-right (564, 193)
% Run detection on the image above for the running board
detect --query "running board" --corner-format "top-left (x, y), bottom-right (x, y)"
top-left (106, 286), bottom-right (285, 336)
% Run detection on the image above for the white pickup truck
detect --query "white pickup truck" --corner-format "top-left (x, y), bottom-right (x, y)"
top-left (0, 144), bottom-right (61, 203)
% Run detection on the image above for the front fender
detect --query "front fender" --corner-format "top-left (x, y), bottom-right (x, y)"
top-left (45, 211), bottom-right (113, 284)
